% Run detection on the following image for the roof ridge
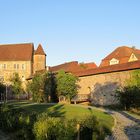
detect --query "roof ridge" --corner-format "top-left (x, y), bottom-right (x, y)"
top-left (0, 42), bottom-right (33, 46)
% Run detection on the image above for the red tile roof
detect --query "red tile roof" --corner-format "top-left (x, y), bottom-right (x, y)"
top-left (100, 46), bottom-right (140, 67)
top-left (34, 44), bottom-right (46, 55)
top-left (0, 43), bottom-right (34, 61)
top-left (49, 61), bottom-right (97, 73)
top-left (73, 61), bottom-right (140, 77)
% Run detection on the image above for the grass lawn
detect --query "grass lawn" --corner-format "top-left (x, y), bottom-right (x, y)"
top-left (7, 101), bottom-right (114, 131)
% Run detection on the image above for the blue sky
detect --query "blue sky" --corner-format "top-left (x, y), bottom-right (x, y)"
top-left (0, 0), bottom-right (140, 66)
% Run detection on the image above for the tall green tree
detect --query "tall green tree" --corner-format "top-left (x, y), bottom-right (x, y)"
top-left (56, 70), bottom-right (79, 101)
top-left (44, 72), bottom-right (57, 102)
top-left (126, 70), bottom-right (140, 87)
top-left (26, 72), bottom-right (57, 103)
top-left (27, 73), bottom-right (45, 103)
top-left (10, 73), bottom-right (23, 99)
top-left (117, 70), bottom-right (140, 110)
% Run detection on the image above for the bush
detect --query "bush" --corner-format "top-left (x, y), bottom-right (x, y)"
top-left (117, 86), bottom-right (140, 110)
top-left (0, 106), bottom-right (37, 140)
top-left (0, 106), bottom-right (111, 140)
top-left (33, 112), bottom-right (77, 140)
top-left (34, 113), bottom-right (109, 140)
top-left (79, 115), bottom-right (109, 140)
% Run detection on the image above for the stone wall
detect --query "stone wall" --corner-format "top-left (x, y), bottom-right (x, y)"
top-left (33, 55), bottom-right (46, 73)
top-left (0, 61), bottom-right (32, 88)
top-left (78, 70), bottom-right (135, 106)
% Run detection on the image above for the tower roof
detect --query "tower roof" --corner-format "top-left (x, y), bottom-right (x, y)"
top-left (34, 44), bottom-right (46, 55)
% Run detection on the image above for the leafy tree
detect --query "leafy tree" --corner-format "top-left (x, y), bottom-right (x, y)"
top-left (10, 73), bottom-right (23, 99)
top-left (0, 82), bottom-right (5, 94)
top-left (126, 70), bottom-right (140, 87)
top-left (26, 73), bottom-right (46, 103)
top-left (0, 82), bottom-right (6, 102)
top-left (44, 72), bottom-right (57, 102)
top-left (117, 70), bottom-right (140, 110)
top-left (56, 70), bottom-right (79, 101)
top-left (26, 72), bottom-right (57, 103)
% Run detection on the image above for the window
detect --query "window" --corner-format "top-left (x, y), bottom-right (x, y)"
top-left (128, 53), bottom-right (138, 62)
top-left (17, 64), bottom-right (19, 69)
top-left (22, 64), bottom-right (25, 70)
top-left (110, 58), bottom-right (119, 65)
top-left (14, 64), bottom-right (19, 69)
top-left (14, 64), bottom-right (16, 69)
top-left (3, 64), bottom-right (6, 69)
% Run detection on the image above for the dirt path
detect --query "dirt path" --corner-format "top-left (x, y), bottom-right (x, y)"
top-left (0, 130), bottom-right (10, 140)
top-left (106, 111), bottom-right (140, 140)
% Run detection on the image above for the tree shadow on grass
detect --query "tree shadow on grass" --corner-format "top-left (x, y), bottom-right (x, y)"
top-left (22, 103), bottom-right (66, 118)
top-left (7, 101), bottom-right (33, 108)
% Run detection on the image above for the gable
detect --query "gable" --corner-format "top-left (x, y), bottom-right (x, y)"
top-left (109, 58), bottom-right (119, 65)
top-left (128, 53), bottom-right (138, 62)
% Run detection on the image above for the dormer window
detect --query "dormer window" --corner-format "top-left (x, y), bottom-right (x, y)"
top-left (109, 58), bottom-right (119, 65)
top-left (128, 53), bottom-right (138, 62)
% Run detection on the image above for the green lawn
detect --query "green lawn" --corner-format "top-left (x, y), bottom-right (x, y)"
top-left (7, 101), bottom-right (114, 131)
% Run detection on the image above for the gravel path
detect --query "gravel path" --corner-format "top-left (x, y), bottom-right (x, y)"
top-left (0, 131), bottom-right (10, 140)
top-left (106, 110), bottom-right (140, 140)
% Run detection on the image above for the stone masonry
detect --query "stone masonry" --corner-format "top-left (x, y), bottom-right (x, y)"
top-left (78, 70), bottom-right (134, 106)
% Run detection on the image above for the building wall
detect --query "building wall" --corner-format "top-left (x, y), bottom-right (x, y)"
top-left (33, 55), bottom-right (46, 73)
top-left (78, 70), bottom-right (134, 106)
top-left (0, 61), bottom-right (32, 86)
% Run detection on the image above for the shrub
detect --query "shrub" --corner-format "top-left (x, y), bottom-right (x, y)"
top-left (34, 113), bottom-right (109, 140)
top-left (79, 115), bottom-right (108, 140)
top-left (117, 86), bottom-right (140, 110)
top-left (33, 112), bottom-right (77, 140)
top-left (0, 106), bottom-right (37, 140)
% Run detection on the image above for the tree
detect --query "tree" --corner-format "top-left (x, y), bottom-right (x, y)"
top-left (10, 73), bottom-right (23, 99)
top-left (44, 72), bottom-right (57, 102)
top-left (26, 73), bottom-right (46, 103)
top-left (126, 70), bottom-right (140, 88)
top-left (56, 70), bottom-right (79, 102)
top-left (117, 70), bottom-right (140, 110)
top-left (0, 82), bottom-right (6, 102)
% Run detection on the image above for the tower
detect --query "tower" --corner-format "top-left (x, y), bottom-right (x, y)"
top-left (33, 44), bottom-right (46, 73)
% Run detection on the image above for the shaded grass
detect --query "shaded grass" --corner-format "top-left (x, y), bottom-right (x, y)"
top-left (7, 101), bottom-right (114, 131)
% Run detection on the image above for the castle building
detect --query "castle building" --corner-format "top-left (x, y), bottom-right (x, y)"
top-left (49, 46), bottom-right (140, 105)
top-left (0, 43), bottom-right (46, 84)
top-left (100, 46), bottom-right (140, 67)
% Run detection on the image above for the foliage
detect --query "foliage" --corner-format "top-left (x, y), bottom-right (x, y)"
top-left (56, 70), bottom-right (79, 100)
top-left (79, 115), bottom-right (109, 140)
top-left (126, 70), bottom-right (140, 88)
top-left (27, 72), bottom-right (57, 103)
top-left (0, 106), bottom-right (37, 140)
top-left (0, 82), bottom-right (6, 94)
top-left (34, 112), bottom-right (77, 140)
top-left (1, 101), bottom-right (114, 140)
top-left (117, 86), bottom-right (140, 110)
top-left (10, 72), bottom-right (23, 99)
top-left (27, 73), bottom-right (46, 102)
top-left (117, 70), bottom-right (140, 110)
top-left (44, 72), bottom-right (57, 102)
